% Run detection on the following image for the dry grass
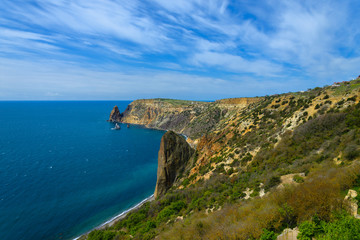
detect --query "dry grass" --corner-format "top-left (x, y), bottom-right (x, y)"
top-left (158, 163), bottom-right (360, 240)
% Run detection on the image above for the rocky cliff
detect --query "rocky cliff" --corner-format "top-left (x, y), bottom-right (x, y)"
top-left (89, 77), bottom-right (360, 240)
top-left (154, 131), bottom-right (194, 198)
top-left (111, 80), bottom-right (360, 187)
top-left (109, 106), bottom-right (121, 122)
top-left (118, 98), bottom-right (261, 139)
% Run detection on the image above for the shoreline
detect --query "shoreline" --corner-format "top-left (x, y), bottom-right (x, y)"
top-left (73, 194), bottom-right (155, 240)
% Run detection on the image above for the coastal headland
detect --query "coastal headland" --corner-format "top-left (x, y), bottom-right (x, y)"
top-left (82, 78), bottom-right (360, 240)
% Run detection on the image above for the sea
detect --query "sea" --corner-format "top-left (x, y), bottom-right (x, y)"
top-left (0, 101), bottom-right (165, 240)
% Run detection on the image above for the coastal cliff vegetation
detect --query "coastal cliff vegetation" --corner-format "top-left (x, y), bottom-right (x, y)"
top-left (85, 77), bottom-right (360, 240)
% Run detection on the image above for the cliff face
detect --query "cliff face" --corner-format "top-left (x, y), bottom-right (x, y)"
top-left (154, 131), bottom-right (194, 198)
top-left (120, 99), bottom-right (209, 137)
top-left (113, 81), bottom-right (360, 188)
top-left (118, 98), bottom-right (260, 139)
top-left (109, 106), bottom-right (121, 122)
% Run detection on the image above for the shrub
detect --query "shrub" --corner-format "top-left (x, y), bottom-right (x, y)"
top-left (337, 99), bottom-right (345, 106)
top-left (265, 176), bottom-right (281, 190)
top-left (241, 153), bottom-right (253, 164)
top-left (317, 215), bottom-right (360, 240)
top-left (182, 178), bottom-right (190, 187)
top-left (344, 144), bottom-right (359, 160)
top-left (298, 221), bottom-right (316, 240)
top-left (287, 178), bottom-right (342, 222)
top-left (259, 229), bottom-right (277, 240)
top-left (293, 175), bottom-right (304, 183)
top-left (156, 200), bottom-right (186, 223)
top-left (88, 230), bottom-right (116, 240)
top-left (347, 96), bottom-right (357, 102)
top-left (279, 203), bottom-right (296, 228)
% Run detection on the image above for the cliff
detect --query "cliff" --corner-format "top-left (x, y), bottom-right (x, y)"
top-left (154, 131), bottom-right (194, 198)
top-left (93, 77), bottom-right (360, 240)
top-left (118, 98), bottom-right (261, 139)
top-left (109, 106), bottom-right (121, 122)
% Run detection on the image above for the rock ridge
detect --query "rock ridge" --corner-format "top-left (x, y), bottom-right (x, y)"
top-left (154, 131), bottom-right (194, 198)
top-left (109, 106), bottom-right (121, 122)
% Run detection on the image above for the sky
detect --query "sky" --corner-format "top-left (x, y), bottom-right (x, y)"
top-left (1, 0), bottom-right (360, 100)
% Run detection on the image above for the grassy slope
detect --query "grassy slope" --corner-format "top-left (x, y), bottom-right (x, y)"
top-left (86, 78), bottom-right (360, 240)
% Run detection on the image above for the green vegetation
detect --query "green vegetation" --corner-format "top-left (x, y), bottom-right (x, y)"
top-left (87, 78), bottom-right (360, 240)
top-left (259, 229), bottom-right (277, 240)
top-left (293, 175), bottom-right (304, 183)
top-left (158, 165), bottom-right (360, 239)
top-left (298, 214), bottom-right (360, 240)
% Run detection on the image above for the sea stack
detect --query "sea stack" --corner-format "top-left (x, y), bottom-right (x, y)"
top-left (109, 106), bottom-right (121, 122)
top-left (154, 131), bottom-right (194, 198)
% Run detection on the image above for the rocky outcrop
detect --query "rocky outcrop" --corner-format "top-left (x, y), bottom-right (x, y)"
top-left (277, 228), bottom-right (299, 240)
top-left (154, 131), bottom-right (194, 198)
top-left (118, 98), bottom-right (258, 139)
top-left (345, 189), bottom-right (359, 218)
top-left (109, 106), bottom-right (121, 122)
top-left (119, 99), bottom-right (210, 138)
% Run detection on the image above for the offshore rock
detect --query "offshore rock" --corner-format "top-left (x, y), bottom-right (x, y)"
top-left (154, 131), bottom-right (194, 198)
top-left (109, 106), bottom-right (121, 122)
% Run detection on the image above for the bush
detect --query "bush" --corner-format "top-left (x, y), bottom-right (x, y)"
top-left (293, 175), bottom-right (304, 183)
top-left (241, 153), bottom-right (253, 164)
top-left (287, 177), bottom-right (342, 222)
top-left (88, 230), bottom-right (116, 240)
top-left (317, 215), bottom-right (360, 240)
top-left (344, 144), bottom-right (359, 160)
top-left (156, 200), bottom-right (186, 223)
top-left (298, 221), bottom-right (316, 240)
top-left (182, 178), bottom-right (190, 187)
top-left (337, 99), bottom-right (345, 106)
top-left (347, 96), bottom-right (357, 102)
top-left (265, 176), bottom-right (281, 190)
top-left (259, 229), bottom-right (277, 240)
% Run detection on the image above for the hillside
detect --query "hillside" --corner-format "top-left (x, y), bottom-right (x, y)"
top-left (87, 77), bottom-right (360, 240)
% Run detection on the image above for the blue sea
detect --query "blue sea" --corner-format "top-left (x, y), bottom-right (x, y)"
top-left (0, 101), bottom-right (164, 240)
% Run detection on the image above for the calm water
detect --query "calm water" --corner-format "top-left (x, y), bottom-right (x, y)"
top-left (0, 101), bottom-right (164, 240)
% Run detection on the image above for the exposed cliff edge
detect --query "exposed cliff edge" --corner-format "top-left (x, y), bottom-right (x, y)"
top-left (109, 105), bottom-right (121, 122)
top-left (118, 98), bottom-right (262, 140)
top-left (154, 131), bottom-right (194, 198)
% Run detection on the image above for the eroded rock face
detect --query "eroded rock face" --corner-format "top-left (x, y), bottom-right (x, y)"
top-left (154, 131), bottom-right (194, 198)
top-left (109, 106), bottom-right (121, 122)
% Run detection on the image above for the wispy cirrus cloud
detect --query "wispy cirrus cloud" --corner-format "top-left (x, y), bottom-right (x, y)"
top-left (0, 58), bottom-right (306, 100)
top-left (1, 0), bottom-right (360, 100)
top-left (192, 51), bottom-right (283, 76)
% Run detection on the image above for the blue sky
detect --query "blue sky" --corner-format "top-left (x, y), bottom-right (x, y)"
top-left (1, 0), bottom-right (360, 100)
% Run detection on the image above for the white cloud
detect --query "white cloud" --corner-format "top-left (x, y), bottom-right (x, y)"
top-left (192, 51), bottom-right (283, 76)
top-left (0, 58), bottom-right (302, 100)
top-left (1, 0), bottom-right (360, 100)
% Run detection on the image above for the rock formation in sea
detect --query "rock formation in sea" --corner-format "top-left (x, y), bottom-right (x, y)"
top-left (154, 131), bottom-right (194, 198)
top-left (109, 106), bottom-right (121, 122)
